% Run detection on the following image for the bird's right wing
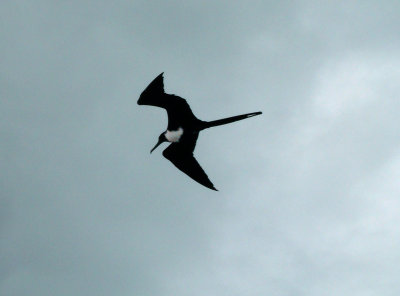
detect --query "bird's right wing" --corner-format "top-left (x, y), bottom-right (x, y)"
top-left (162, 140), bottom-right (217, 191)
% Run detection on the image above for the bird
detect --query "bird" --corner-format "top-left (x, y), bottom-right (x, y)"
top-left (138, 73), bottom-right (262, 191)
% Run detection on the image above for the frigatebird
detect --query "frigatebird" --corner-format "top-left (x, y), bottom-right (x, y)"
top-left (138, 73), bottom-right (262, 191)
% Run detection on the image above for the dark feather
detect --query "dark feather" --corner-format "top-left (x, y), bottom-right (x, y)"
top-left (138, 73), bottom-right (200, 130)
top-left (162, 133), bottom-right (217, 191)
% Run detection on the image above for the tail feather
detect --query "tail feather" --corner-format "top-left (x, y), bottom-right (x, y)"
top-left (201, 111), bottom-right (262, 130)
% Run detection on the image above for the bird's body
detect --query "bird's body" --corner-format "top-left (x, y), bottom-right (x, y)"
top-left (165, 128), bottom-right (184, 142)
top-left (138, 73), bottom-right (262, 191)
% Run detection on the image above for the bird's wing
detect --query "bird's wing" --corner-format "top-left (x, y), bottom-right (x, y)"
top-left (138, 73), bottom-right (198, 129)
top-left (164, 94), bottom-right (198, 129)
top-left (162, 133), bottom-right (217, 191)
top-left (137, 73), bottom-right (167, 108)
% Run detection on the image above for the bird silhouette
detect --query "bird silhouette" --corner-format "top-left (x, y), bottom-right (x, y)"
top-left (138, 73), bottom-right (262, 191)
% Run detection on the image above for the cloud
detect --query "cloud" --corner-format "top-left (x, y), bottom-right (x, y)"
top-left (1, 1), bottom-right (400, 295)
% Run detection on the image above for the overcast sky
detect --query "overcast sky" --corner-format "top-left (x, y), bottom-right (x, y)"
top-left (1, 1), bottom-right (400, 295)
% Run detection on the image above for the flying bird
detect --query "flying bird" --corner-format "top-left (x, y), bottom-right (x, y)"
top-left (138, 73), bottom-right (262, 191)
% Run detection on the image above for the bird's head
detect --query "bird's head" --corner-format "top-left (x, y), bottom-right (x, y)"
top-left (150, 132), bottom-right (167, 153)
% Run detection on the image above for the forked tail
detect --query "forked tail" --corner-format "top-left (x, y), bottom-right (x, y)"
top-left (201, 111), bottom-right (262, 130)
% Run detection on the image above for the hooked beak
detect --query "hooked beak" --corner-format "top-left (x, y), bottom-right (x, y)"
top-left (150, 139), bottom-right (163, 153)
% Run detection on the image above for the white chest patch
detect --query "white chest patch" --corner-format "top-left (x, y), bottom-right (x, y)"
top-left (165, 127), bottom-right (184, 142)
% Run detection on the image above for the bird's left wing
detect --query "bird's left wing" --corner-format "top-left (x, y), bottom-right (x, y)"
top-left (137, 73), bottom-right (166, 108)
top-left (137, 73), bottom-right (198, 128)
top-left (162, 134), bottom-right (217, 191)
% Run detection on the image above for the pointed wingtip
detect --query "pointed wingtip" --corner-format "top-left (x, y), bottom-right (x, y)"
top-left (210, 185), bottom-right (218, 191)
top-left (154, 72), bottom-right (164, 82)
top-left (138, 72), bottom-right (166, 105)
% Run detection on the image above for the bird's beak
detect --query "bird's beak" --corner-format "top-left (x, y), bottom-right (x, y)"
top-left (150, 139), bottom-right (163, 154)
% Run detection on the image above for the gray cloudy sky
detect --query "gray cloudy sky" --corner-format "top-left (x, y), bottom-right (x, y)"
top-left (1, 1), bottom-right (400, 295)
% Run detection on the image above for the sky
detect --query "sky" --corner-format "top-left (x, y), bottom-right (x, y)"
top-left (1, 1), bottom-right (400, 295)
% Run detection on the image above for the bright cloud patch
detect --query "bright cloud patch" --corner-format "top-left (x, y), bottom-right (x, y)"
top-left (312, 53), bottom-right (400, 118)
